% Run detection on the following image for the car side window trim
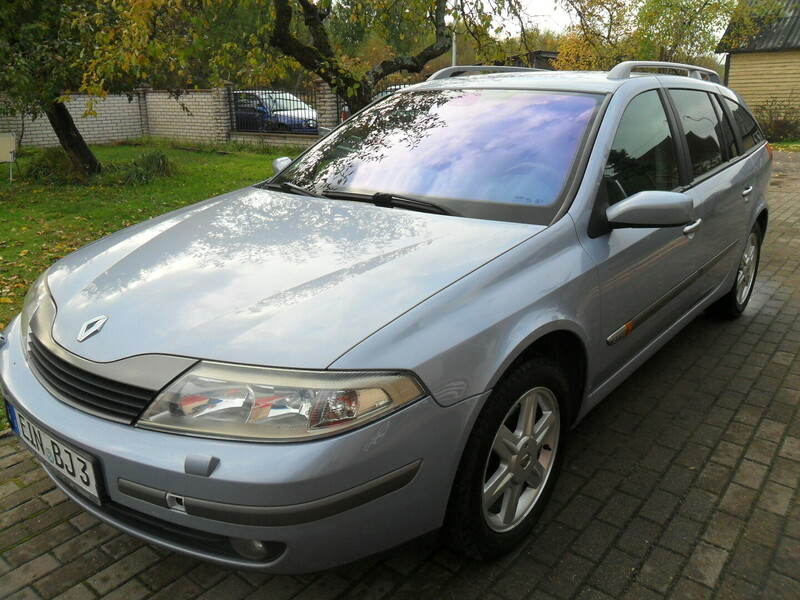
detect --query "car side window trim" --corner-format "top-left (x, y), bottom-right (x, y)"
top-left (715, 93), bottom-right (744, 157)
top-left (658, 88), bottom-right (692, 188)
top-left (710, 93), bottom-right (739, 162)
top-left (678, 153), bottom-right (752, 191)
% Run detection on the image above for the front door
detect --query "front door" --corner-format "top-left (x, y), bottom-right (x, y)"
top-left (581, 89), bottom-right (707, 387)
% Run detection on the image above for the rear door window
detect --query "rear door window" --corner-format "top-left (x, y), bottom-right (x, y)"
top-left (237, 94), bottom-right (260, 110)
top-left (670, 89), bottom-right (724, 179)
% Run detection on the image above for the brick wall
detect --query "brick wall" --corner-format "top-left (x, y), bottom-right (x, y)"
top-left (0, 81), bottom-right (342, 149)
top-left (143, 88), bottom-right (230, 144)
top-left (0, 94), bottom-right (142, 148)
top-left (314, 78), bottom-right (341, 130)
top-left (230, 80), bottom-right (340, 149)
top-left (229, 131), bottom-right (319, 149)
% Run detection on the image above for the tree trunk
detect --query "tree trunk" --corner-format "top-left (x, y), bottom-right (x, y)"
top-left (45, 101), bottom-right (101, 178)
top-left (270, 0), bottom-right (450, 114)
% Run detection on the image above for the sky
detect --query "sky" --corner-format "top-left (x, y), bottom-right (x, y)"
top-left (520, 0), bottom-right (573, 33)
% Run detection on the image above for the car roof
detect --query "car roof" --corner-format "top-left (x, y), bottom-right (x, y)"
top-left (411, 71), bottom-right (622, 94)
top-left (405, 63), bottom-right (725, 96)
top-left (241, 90), bottom-right (302, 98)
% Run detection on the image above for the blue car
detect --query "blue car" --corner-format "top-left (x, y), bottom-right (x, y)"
top-left (234, 90), bottom-right (318, 134)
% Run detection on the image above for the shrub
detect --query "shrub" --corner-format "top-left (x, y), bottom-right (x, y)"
top-left (751, 94), bottom-right (800, 142)
top-left (122, 150), bottom-right (176, 185)
top-left (22, 147), bottom-right (84, 185)
top-left (104, 150), bottom-right (176, 186)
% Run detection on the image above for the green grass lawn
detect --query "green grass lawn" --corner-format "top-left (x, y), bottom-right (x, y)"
top-left (0, 141), bottom-right (303, 430)
top-left (772, 139), bottom-right (800, 152)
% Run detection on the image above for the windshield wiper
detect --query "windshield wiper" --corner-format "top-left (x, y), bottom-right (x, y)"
top-left (322, 190), bottom-right (456, 216)
top-left (264, 181), bottom-right (320, 197)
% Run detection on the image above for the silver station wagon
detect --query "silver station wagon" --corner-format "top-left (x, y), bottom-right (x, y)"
top-left (0, 61), bottom-right (771, 573)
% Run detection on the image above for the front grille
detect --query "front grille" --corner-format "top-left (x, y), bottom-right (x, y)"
top-left (27, 334), bottom-right (155, 424)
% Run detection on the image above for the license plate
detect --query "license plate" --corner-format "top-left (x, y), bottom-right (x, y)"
top-left (6, 401), bottom-right (102, 504)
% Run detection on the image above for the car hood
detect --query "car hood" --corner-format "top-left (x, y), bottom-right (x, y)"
top-left (46, 188), bottom-right (542, 368)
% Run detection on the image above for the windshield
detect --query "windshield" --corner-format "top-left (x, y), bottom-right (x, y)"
top-left (271, 88), bottom-right (602, 224)
top-left (272, 95), bottom-right (313, 112)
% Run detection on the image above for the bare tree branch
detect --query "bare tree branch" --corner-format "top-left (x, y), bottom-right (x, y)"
top-left (270, 0), bottom-right (362, 102)
top-left (364, 0), bottom-right (450, 88)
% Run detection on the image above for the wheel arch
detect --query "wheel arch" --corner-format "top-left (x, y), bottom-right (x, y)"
top-left (495, 328), bottom-right (588, 425)
top-left (756, 207), bottom-right (768, 239)
top-left (443, 330), bottom-right (586, 558)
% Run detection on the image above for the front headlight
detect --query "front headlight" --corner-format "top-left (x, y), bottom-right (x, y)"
top-left (20, 270), bottom-right (51, 342)
top-left (137, 361), bottom-right (427, 441)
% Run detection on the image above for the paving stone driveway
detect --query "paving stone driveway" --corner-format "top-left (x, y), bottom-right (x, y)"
top-left (1, 153), bottom-right (799, 600)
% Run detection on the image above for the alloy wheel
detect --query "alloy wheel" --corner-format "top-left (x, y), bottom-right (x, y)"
top-left (482, 386), bottom-right (560, 532)
top-left (736, 231), bottom-right (759, 306)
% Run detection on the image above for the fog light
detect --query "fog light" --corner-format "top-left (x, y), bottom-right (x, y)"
top-left (230, 537), bottom-right (269, 560)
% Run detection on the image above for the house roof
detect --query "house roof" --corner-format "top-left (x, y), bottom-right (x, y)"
top-left (717, 0), bottom-right (800, 53)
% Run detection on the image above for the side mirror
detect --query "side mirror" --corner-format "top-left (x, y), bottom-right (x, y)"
top-left (606, 191), bottom-right (693, 229)
top-left (272, 156), bottom-right (292, 174)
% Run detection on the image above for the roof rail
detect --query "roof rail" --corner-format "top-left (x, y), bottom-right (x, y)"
top-left (428, 65), bottom-right (546, 81)
top-left (607, 61), bottom-right (721, 84)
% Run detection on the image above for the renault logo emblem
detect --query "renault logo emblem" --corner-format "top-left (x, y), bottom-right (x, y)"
top-left (77, 316), bottom-right (108, 342)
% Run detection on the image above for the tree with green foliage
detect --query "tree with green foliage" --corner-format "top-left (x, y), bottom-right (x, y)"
top-left (269, 0), bottom-right (453, 110)
top-left (554, 0), bottom-right (639, 70)
top-left (0, 1), bottom-right (102, 177)
top-left (0, 0), bottom-right (537, 177)
top-left (77, 0), bottom-right (299, 94)
top-left (80, 0), bottom-right (535, 114)
top-left (327, 0), bottom-right (430, 57)
top-left (555, 0), bottom-right (783, 70)
top-left (636, 0), bottom-right (783, 63)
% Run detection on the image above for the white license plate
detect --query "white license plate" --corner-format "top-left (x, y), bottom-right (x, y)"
top-left (8, 402), bottom-right (102, 504)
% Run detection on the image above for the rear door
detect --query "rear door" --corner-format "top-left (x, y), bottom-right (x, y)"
top-left (665, 88), bottom-right (752, 290)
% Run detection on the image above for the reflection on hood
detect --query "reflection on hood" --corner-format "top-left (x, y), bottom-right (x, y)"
top-left (47, 188), bottom-right (542, 368)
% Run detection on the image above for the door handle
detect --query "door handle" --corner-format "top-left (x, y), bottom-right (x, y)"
top-left (683, 219), bottom-right (702, 235)
top-left (742, 186), bottom-right (753, 202)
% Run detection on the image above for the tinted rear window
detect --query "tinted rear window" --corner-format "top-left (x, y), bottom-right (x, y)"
top-left (670, 89), bottom-right (724, 178)
top-left (724, 98), bottom-right (765, 151)
top-left (275, 89), bottom-right (602, 224)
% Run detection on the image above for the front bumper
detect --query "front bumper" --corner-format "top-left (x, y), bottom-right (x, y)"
top-left (0, 317), bottom-right (484, 573)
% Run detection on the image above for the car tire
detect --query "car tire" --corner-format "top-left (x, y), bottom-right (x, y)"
top-left (444, 357), bottom-right (570, 560)
top-left (707, 222), bottom-right (762, 319)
